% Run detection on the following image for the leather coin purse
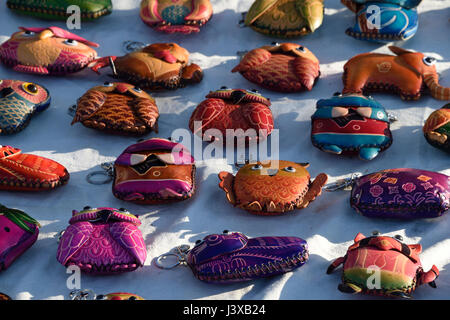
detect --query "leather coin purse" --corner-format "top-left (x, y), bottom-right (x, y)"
top-left (0, 204), bottom-right (40, 271)
top-left (57, 207), bottom-right (147, 274)
top-left (140, 0), bottom-right (213, 34)
top-left (156, 230), bottom-right (309, 283)
top-left (243, 0), bottom-right (324, 38)
top-left (112, 138), bottom-right (196, 204)
top-left (0, 293), bottom-right (12, 300)
top-left (6, 0), bottom-right (112, 20)
top-left (0, 145), bottom-right (69, 191)
top-left (70, 289), bottom-right (144, 300)
top-left (423, 104), bottom-right (450, 153)
top-left (232, 42), bottom-right (320, 93)
top-left (0, 80), bottom-right (51, 135)
top-left (189, 87), bottom-right (274, 144)
top-left (311, 93), bottom-right (393, 160)
top-left (90, 42), bottom-right (203, 90)
top-left (219, 160), bottom-right (327, 215)
top-left (343, 46), bottom-right (450, 101)
top-left (71, 82), bottom-right (159, 136)
top-left (326, 168), bottom-right (450, 219)
top-left (342, 0), bottom-right (421, 42)
top-left (327, 231), bottom-right (439, 298)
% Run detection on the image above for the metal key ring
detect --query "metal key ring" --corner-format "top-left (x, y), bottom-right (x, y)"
top-left (155, 253), bottom-right (183, 270)
top-left (86, 171), bottom-right (113, 185)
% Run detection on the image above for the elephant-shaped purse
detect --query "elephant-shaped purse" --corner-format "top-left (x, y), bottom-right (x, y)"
top-left (341, 0), bottom-right (422, 42)
top-left (343, 46), bottom-right (450, 101)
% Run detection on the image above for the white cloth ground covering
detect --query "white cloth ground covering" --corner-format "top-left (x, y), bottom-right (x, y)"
top-left (0, 0), bottom-right (449, 300)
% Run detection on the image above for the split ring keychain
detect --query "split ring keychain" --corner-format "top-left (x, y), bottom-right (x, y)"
top-left (155, 230), bottom-right (309, 283)
top-left (69, 289), bottom-right (144, 300)
top-left (85, 137), bottom-right (197, 204)
top-left (324, 168), bottom-right (450, 219)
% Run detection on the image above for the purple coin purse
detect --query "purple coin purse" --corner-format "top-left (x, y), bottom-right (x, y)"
top-left (349, 168), bottom-right (450, 219)
top-left (0, 204), bottom-right (39, 271)
top-left (57, 207), bottom-right (147, 274)
top-left (156, 231), bottom-right (308, 283)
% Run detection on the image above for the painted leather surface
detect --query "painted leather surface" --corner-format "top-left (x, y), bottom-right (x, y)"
top-left (327, 232), bottom-right (438, 298)
top-left (71, 82), bottom-right (159, 136)
top-left (350, 168), bottom-right (450, 218)
top-left (189, 88), bottom-right (274, 143)
top-left (0, 205), bottom-right (39, 271)
top-left (90, 43), bottom-right (203, 90)
top-left (311, 94), bottom-right (392, 160)
top-left (0, 80), bottom-right (50, 135)
top-left (186, 231), bottom-right (309, 283)
top-left (56, 207), bottom-right (147, 274)
top-left (140, 0), bottom-right (213, 34)
top-left (232, 43), bottom-right (320, 93)
top-left (113, 138), bottom-right (196, 204)
top-left (6, 0), bottom-right (112, 20)
top-left (423, 104), bottom-right (450, 152)
top-left (342, 46), bottom-right (450, 101)
top-left (244, 0), bottom-right (324, 38)
top-left (0, 26), bottom-right (99, 75)
top-left (0, 145), bottom-right (69, 191)
top-left (218, 160), bottom-right (327, 215)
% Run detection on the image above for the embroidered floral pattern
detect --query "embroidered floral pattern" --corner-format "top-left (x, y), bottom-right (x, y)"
top-left (370, 185), bottom-right (384, 198)
top-left (402, 183), bottom-right (416, 193)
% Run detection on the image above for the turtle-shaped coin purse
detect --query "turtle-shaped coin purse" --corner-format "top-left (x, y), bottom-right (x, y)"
top-left (423, 104), bottom-right (450, 153)
top-left (6, 0), bottom-right (113, 20)
top-left (232, 43), bottom-right (320, 93)
top-left (0, 80), bottom-right (51, 135)
top-left (140, 0), bottom-right (213, 34)
top-left (349, 168), bottom-right (450, 219)
top-left (243, 0), bottom-right (324, 38)
top-left (0, 204), bottom-right (40, 271)
top-left (311, 93), bottom-right (393, 160)
top-left (189, 88), bottom-right (274, 144)
top-left (113, 138), bottom-right (196, 204)
top-left (0, 27), bottom-right (99, 76)
top-left (0, 145), bottom-right (70, 191)
top-left (90, 43), bottom-right (203, 90)
top-left (57, 207), bottom-right (147, 274)
top-left (341, 0), bottom-right (421, 42)
top-left (156, 231), bottom-right (309, 283)
top-left (219, 161), bottom-right (327, 215)
top-left (71, 82), bottom-right (159, 136)
top-left (327, 232), bottom-right (439, 298)
top-left (70, 289), bottom-right (144, 300)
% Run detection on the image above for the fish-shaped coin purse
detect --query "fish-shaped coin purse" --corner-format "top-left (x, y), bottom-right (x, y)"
top-left (156, 230), bottom-right (309, 283)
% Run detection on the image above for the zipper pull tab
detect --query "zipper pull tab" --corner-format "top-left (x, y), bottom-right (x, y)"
top-left (324, 173), bottom-right (360, 192)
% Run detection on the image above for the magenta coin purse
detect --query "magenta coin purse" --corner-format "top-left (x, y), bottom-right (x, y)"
top-left (328, 168), bottom-right (450, 219)
top-left (57, 207), bottom-right (147, 274)
top-left (0, 204), bottom-right (40, 271)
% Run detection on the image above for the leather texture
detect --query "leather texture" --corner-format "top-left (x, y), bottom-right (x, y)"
top-left (0, 26), bottom-right (99, 75)
top-left (71, 82), bottom-right (159, 136)
top-left (423, 104), bottom-right (450, 153)
top-left (232, 43), bottom-right (320, 93)
top-left (140, 0), bottom-right (213, 34)
top-left (0, 145), bottom-right (69, 191)
top-left (218, 160), bottom-right (327, 215)
top-left (327, 232), bottom-right (439, 298)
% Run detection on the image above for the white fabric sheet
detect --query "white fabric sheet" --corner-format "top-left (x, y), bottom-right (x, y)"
top-left (0, 0), bottom-right (450, 300)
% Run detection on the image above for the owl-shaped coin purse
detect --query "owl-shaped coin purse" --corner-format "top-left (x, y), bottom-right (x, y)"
top-left (6, 0), bottom-right (113, 20)
top-left (311, 93), bottom-right (394, 160)
top-left (71, 82), bottom-right (159, 136)
top-left (140, 0), bottom-right (213, 34)
top-left (342, 0), bottom-right (421, 42)
top-left (156, 230), bottom-right (309, 283)
top-left (0, 26), bottom-right (99, 75)
top-left (189, 88), bottom-right (274, 144)
top-left (0, 80), bottom-right (50, 135)
top-left (0, 145), bottom-right (70, 191)
top-left (326, 168), bottom-right (450, 219)
top-left (219, 160), bottom-right (327, 215)
top-left (57, 207), bottom-right (147, 274)
top-left (107, 138), bottom-right (196, 204)
top-left (0, 204), bottom-right (40, 271)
